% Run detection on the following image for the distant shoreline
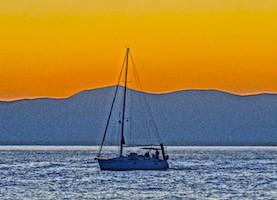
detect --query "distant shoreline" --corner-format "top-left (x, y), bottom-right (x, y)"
top-left (0, 145), bottom-right (276, 148)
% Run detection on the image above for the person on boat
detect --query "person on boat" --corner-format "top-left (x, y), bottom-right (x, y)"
top-left (155, 150), bottom-right (160, 159)
top-left (144, 152), bottom-right (150, 157)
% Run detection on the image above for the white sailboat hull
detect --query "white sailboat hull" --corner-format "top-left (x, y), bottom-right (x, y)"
top-left (96, 49), bottom-right (170, 171)
top-left (98, 155), bottom-right (169, 171)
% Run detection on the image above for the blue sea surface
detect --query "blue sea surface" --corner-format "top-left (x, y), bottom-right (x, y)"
top-left (0, 146), bottom-right (276, 199)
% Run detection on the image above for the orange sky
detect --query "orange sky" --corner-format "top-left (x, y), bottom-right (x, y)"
top-left (0, 0), bottom-right (277, 101)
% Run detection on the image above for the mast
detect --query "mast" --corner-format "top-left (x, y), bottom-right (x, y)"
top-left (97, 53), bottom-right (126, 158)
top-left (120, 47), bottom-right (129, 156)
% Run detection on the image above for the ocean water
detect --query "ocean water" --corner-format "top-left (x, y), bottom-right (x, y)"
top-left (0, 146), bottom-right (276, 200)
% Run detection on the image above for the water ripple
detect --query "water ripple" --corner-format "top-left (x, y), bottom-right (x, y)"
top-left (0, 147), bottom-right (276, 199)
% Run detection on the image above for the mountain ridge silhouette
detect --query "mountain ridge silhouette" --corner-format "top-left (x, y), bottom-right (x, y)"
top-left (0, 86), bottom-right (276, 146)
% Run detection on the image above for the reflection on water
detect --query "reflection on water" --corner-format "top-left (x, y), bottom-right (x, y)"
top-left (0, 146), bottom-right (276, 199)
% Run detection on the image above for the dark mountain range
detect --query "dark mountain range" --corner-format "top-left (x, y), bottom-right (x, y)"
top-left (0, 86), bottom-right (276, 145)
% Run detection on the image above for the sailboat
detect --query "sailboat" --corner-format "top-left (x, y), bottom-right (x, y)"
top-left (95, 48), bottom-right (169, 171)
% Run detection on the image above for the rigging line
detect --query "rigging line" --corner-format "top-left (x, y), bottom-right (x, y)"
top-left (131, 62), bottom-right (153, 145)
top-left (129, 52), bottom-right (163, 144)
top-left (120, 48), bottom-right (130, 156)
top-left (98, 52), bottom-right (127, 157)
top-left (130, 53), bottom-right (154, 143)
top-left (129, 52), bottom-right (153, 145)
top-left (129, 63), bottom-right (133, 144)
top-left (136, 75), bottom-right (155, 144)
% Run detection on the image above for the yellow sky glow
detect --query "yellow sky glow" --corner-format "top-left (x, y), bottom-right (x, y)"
top-left (0, 0), bottom-right (277, 100)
